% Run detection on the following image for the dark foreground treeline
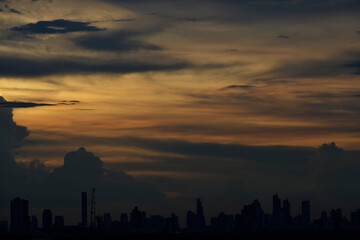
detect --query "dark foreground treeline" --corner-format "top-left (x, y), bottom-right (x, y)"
top-left (2, 232), bottom-right (360, 240)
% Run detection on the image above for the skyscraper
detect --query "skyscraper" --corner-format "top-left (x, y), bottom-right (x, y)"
top-left (42, 209), bottom-right (52, 232)
top-left (301, 200), bottom-right (310, 230)
top-left (272, 195), bottom-right (281, 230)
top-left (81, 192), bottom-right (87, 227)
top-left (54, 216), bottom-right (65, 228)
top-left (31, 215), bottom-right (38, 233)
top-left (10, 198), bottom-right (29, 233)
top-left (196, 199), bottom-right (206, 231)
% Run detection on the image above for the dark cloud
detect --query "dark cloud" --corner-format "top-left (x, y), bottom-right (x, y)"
top-left (307, 143), bottom-right (360, 203)
top-left (11, 19), bottom-right (103, 34)
top-left (0, 97), bottom-right (165, 211)
top-left (221, 85), bottom-right (254, 90)
top-left (277, 34), bottom-right (290, 39)
top-left (104, 0), bottom-right (360, 25)
top-left (0, 100), bottom-right (80, 108)
top-left (0, 101), bottom-right (55, 108)
top-left (9, 8), bottom-right (21, 14)
top-left (268, 52), bottom-right (360, 79)
top-left (101, 137), bottom-right (360, 212)
top-left (111, 18), bottom-right (137, 22)
top-left (0, 55), bottom-right (191, 77)
top-left (175, 17), bottom-right (203, 22)
top-left (344, 60), bottom-right (360, 74)
top-left (0, 97), bottom-right (29, 205)
top-left (74, 30), bottom-right (163, 52)
top-left (34, 136), bottom-right (314, 167)
top-left (225, 49), bottom-right (240, 52)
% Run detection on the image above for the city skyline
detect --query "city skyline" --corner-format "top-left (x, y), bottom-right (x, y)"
top-left (3, 193), bottom-right (360, 235)
top-left (0, 0), bottom-right (360, 235)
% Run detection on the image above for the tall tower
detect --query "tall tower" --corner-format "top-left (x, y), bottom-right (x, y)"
top-left (272, 194), bottom-right (281, 230)
top-left (42, 209), bottom-right (52, 232)
top-left (10, 198), bottom-right (29, 233)
top-left (81, 192), bottom-right (87, 227)
top-left (196, 199), bottom-right (205, 231)
top-left (301, 200), bottom-right (310, 228)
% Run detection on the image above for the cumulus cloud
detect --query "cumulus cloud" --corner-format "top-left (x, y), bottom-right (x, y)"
top-left (0, 97), bottom-right (29, 205)
top-left (0, 97), bottom-right (164, 211)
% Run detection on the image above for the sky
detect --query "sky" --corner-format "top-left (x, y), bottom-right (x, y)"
top-left (0, 0), bottom-right (360, 224)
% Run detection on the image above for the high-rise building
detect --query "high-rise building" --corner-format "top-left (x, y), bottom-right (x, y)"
top-left (10, 198), bottom-right (29, 233)
top-left (31, 216), bottom-right (38, 233)
top-left (196, 199), bottom-right (206, 231)
top-left (301, 200), bottom-right (310, 230)
top-left (54, 216), bottom-right (65, 228)
top-left (42, 209), bottom-right (52, 232)
top-left (186, 211), bottom-right (196, 232)
top-left (272, 195), bottom-right (281, 230)
top-left (0, 221), bottom-right (8, 234)
top-left (103, 213), bottom-right (112, 232)
top-left (81, 192), bottom-right (87, 227)
top-left (282, 199), bottom-right (292, 230)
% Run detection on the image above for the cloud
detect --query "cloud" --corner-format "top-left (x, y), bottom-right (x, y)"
top-left (0, 97), bottom-right (29, 150)
top-left (100, 137), bottom-right (360, 212)
top-left (0, 101), bottom-right (55, 108)
top-left (74, 30), bottom-right (163, 52)
top-left (0, 97), bottom-right (30, 205)
top-left (344, 60), bottom-right (360, 74)
top-left (0, 55), bottom-right (191, 77)
top-left (103, 0), bottom-right (360, 24)
top-left (0, 100), bottom-right (80, 108)
top-left (267, 51), bottom-right (360, 79)
top-left (11, 19), bottom-right (103, 34)
top-left (306, 142), bottom-right (360, 204)
top-left (220, 85), bottom-right (254, 90)
top-left (9, 8), bottom-right (21, 14)
top-left (277, 34), bottom-right (290, 39)
top-left (0, 97), bottom-right (165, 211)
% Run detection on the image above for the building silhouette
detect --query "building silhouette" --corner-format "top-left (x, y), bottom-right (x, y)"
top-left (301, 200), bottom-right (310, 230)
top-left (54, 216), bottom-right (65, 228)
top-left (272, 194), bottom-right (281, 230)
top-left (351, 209), bottom-right (360, 230)
top-left (103, 213), bottom-right (112, 232)
top-left (0, 221), bottom-right (8, 234)
top-left (130, 206), bottom-right (146, 230)
top-left (186, 199), bottom-right (206, 232)
top-left (81, 192), bottom-right (87, 227)
top-left (211, 212), bottom-right (234, 233)
top-left (10, 198), bottom-right (29, 233)
top-left (166, 213), bottom-right (179, 233)
top-left (42, 209), bottom-right (52, 232)
top-left (237, 199), bottom-right (264, 232)
top-left (7, 192), bottom-right (360, 235)
top-left (31, 215), bottom-right (38, 233)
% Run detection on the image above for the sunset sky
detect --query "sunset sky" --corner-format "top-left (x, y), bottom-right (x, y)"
top-left (1, 0), bottom-right (360, 223)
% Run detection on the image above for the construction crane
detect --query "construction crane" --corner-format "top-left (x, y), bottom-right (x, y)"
top-left (90, 188), bottom-right (96, 229)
